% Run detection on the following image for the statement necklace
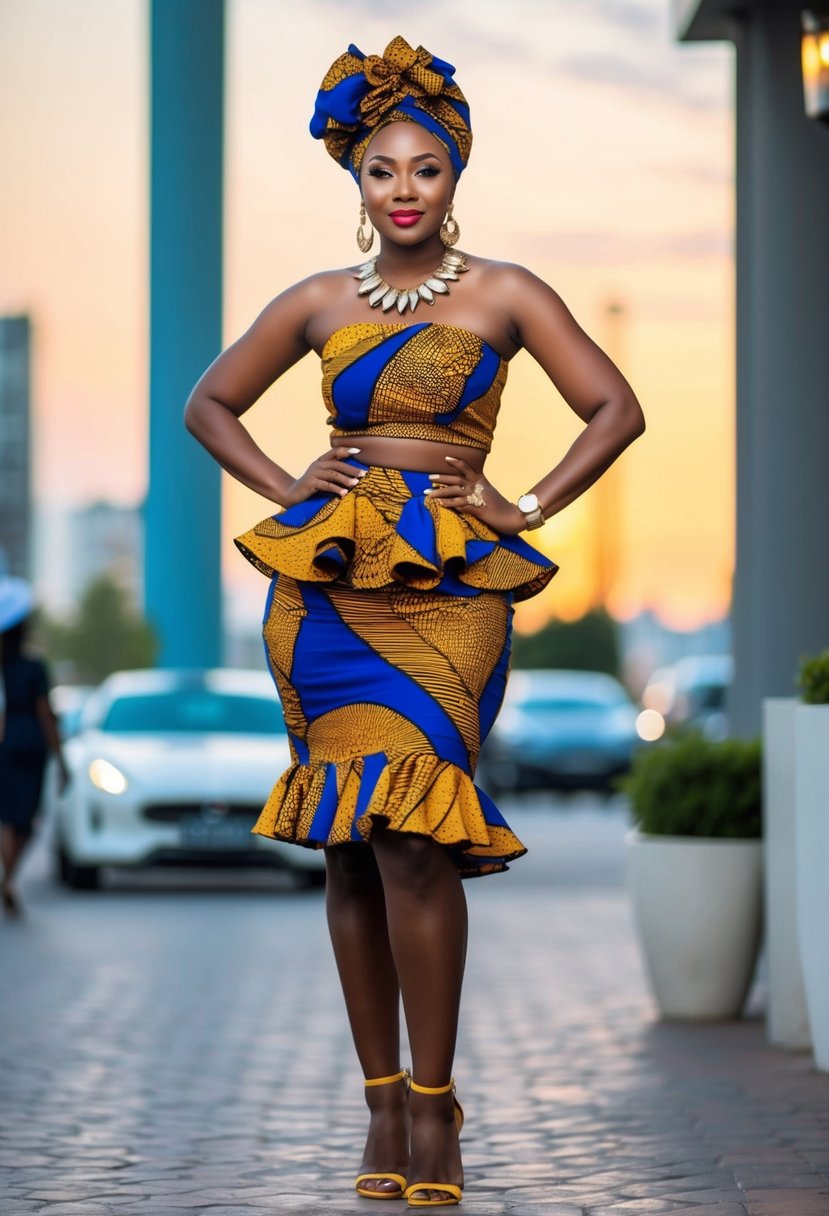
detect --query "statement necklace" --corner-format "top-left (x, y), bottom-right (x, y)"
top-left (354, 249), bottom-right (469, 315)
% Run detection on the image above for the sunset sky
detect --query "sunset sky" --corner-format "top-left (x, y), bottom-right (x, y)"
top-left (0, 0), bottom-right (735, 634)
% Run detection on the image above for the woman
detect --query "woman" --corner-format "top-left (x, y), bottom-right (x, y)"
top-left (184, 36), bottom-right (645, 1207)
top-left (0, 577), bottom-right (71, 917)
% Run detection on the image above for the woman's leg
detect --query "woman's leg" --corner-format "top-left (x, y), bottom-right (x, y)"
top-left (371, 829), bottom-right (467, 1203)
top-left (1, 824), bottom-right (29, 914)
top-left (323, 842), bottom-right (409, 1194)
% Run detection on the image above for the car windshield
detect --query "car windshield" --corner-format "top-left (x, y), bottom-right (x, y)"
top-left (518, 691), bottom-right (627, 712)
top-left (687, 683), bottom-right (727, 711)
top-left (98, 690), bottom-right (286, 735)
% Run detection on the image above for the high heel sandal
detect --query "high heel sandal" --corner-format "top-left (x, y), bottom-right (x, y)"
top-left (355, 1068), bottom-right (411, 1200)
top-left (403, 1078), bottom-right (464, 1208)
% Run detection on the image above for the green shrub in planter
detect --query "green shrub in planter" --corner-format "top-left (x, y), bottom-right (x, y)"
top-left (615, 730), bottom-right (762, 839)
top-left (796, 649), bottom-right (829, 704)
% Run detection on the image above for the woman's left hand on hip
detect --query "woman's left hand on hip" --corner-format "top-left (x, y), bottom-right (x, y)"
top-left (425, 455), bottom-right (526, 535)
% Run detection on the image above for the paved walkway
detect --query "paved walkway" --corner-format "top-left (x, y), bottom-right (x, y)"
top-left (1, 798), bottom-right (828, 1215)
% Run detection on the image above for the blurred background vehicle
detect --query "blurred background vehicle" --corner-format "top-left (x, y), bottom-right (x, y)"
top-left (640, 654), bottom-right (733, 741)
top-left (50, 684), bottom-right (95, 739)
top-left (477, 668), bottom-right (653, 796)
top-left (44, 667), bottom-right (324, 890)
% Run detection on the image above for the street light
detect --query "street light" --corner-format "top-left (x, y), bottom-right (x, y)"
top-left (801, 11), bottom-right (829, 122)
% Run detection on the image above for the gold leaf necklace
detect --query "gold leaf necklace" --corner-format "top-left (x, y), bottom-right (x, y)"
top-left (354, 249), bottom-right (469, 315)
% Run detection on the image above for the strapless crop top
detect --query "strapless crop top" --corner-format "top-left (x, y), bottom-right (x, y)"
top-left (321, 321), bottom-right (508, 453)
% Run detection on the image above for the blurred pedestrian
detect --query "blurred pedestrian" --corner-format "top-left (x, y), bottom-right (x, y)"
top-left (0, 577), bottom-right (71, 917)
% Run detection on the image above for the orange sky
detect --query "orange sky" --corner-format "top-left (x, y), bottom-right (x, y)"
top-left (0, 0), bottom-right (735, 634)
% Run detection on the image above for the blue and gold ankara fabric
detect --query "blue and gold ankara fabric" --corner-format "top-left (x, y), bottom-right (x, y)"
top-left (322, 322), bottom-right (506, 452)
top-left (234, 459), bottom-right (557, 604)
top-left (310, 35), bottom-right (472, 182)
top-left (252, 573), bottom-right (524, 878)
top-left (234, 318), bottom-right (560, 876)
top-left (234, 322), bottom-right (558, 602)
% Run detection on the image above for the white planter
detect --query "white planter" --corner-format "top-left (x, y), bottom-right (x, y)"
top-left (795, 703), bottom-right (829, 1072)
top-left (762, 698), bottom-right (811, 1048)
top-left (626, 829), bottom-right (763, 1019)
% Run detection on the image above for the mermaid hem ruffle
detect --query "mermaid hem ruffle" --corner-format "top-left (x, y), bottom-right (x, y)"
top-left (250, 751), bottom-right (526, 879)
top-left (233, 469), bottom-right (558, 604)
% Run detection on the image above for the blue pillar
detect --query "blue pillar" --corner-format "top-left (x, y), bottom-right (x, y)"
top-left (146, 0), bottom-right (224, 667)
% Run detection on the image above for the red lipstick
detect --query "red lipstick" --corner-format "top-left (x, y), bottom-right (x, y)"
top-left (389, 210), bottom-right (424, 227)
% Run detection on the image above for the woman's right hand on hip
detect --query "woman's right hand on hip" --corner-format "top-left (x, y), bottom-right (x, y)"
top-left (283, 446), bottom-right (367, 505)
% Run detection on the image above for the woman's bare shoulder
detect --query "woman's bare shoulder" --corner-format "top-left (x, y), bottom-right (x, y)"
top-left (464, 254), bottom-right (557, 296)
top-left (260, 266), bottom-right (354, 311)
top-left (253, 265), bottom-right (364, 336)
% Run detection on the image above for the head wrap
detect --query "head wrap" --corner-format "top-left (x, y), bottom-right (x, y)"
top-left (310, 36), bottom-right (472, 184)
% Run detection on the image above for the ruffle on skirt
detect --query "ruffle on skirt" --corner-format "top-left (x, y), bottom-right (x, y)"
top-left (250, 749), bottom-right (527, 879)
top-left (233, 460), bottom-right (558, 603)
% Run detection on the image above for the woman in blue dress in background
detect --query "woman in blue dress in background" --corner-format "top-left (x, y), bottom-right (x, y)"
top-left (185, 36), bottom-right (645, 1207)
top-left (0, 577), bottom-right (71, 917)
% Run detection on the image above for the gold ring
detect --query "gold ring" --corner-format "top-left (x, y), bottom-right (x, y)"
top-left (466, 482), bottom-right (486, 507)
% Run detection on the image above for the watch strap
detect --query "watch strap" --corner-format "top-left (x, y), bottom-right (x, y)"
top-left (522, 506), bottom-right (545, 530)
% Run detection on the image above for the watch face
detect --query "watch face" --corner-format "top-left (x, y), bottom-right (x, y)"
top-left (518, 493), bottom-right (540, 513)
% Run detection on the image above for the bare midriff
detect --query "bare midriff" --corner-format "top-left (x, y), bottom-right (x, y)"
top-left (329, 434), bottom-right (487, 475)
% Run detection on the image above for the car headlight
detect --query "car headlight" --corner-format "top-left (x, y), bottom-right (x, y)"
top-left (88, 758), bottom-right (129, 795)
top-left (635, 709), bottom-right (665, 742)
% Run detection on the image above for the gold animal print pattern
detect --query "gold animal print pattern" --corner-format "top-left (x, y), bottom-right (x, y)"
top-left (233, 462), bottom-right (558, 604)
top-left (323, 582), bottom-right (484, 763)
top-left (322, 322), bottom-right (508, 453)
top-left (307, 703), bottom-right (429, 765)
top-left (390, 588), bottom-right (510, 704)
top-left (250, 576), bottom-right (526, 878)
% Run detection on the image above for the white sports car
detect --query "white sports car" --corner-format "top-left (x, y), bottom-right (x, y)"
top-left (49, 667), bottom-right (325, 889)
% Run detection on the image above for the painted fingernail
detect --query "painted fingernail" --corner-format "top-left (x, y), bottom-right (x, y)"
top-left (358, 469), bottom-right (367, 477)
top-left (428, 473), bottom-right (441, 480)
top-left (445, 456), bottom-right (457, 461)
top-left (350, 477), bottom-right (360, 484)
top-left (423, 488), bottom-right (434, 495)
top-left (347, 447), bottom-right (361, 454)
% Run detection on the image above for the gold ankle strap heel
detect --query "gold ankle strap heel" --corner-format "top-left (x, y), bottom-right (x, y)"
top-left (407, 1077), bottom-right (464, 1134)
top-left (404, 1077), bottom-right (464, 1208)
top-left (364, 1068), bottom-right (411, 1089)
top-left (355, 1068), bottom-right (411, 1200)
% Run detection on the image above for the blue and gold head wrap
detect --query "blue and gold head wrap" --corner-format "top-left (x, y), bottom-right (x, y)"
top-left (310, 36), bottom-right (472, 184)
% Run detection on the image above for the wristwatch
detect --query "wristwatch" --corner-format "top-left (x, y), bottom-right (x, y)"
top-left (517, 492), bottom-right (545, 530)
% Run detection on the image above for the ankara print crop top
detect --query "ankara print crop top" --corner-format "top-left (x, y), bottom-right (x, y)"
top-left (321, 321), bottom-right (509, 453)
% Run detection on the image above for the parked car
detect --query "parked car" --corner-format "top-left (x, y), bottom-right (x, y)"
top-left (46, 667), bottom-right (324, 889)
top-left (641, 654), bottom-right (733, 741)
top-left (51, 684), bottom-right (95, 738)
top-left (478, 669), bottom-right (649, 795)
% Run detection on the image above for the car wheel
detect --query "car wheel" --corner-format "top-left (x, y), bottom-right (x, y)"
top-left (56, 843), bottom-right (101, 891)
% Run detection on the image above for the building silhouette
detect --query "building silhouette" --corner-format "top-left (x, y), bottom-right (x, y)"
top-left (0, 315), bottom-right (32, 579)
top-left (67, 500), bottom-right (144, 609)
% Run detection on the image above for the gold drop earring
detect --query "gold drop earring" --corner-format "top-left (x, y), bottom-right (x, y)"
top-left (440, 201), bottom-right (460, 247)
top-left (356, 200), bottom-right (374, 253)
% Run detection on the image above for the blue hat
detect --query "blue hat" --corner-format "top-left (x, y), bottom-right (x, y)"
top-left (0, 576), bottom-right (34, 632)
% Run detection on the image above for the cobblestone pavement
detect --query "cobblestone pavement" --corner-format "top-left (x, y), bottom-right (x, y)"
top-left (1, 796), bottom-right (828, 1215)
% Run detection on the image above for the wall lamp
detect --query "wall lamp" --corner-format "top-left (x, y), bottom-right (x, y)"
top-left (802, 11), bottom-right (829, 121)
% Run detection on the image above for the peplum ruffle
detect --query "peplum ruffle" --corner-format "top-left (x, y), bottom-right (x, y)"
top-left (234, 460), bottom-right (558, 603)
top-left (250, 749), bottom-right (527, 879)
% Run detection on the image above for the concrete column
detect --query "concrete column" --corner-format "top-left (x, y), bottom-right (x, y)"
top-left (730, 1), bottom-right (829, 737)
top-left (145, 0), bottom-right (224, 667)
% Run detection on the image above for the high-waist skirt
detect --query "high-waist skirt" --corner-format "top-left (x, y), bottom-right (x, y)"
top-left (234, 458), bottom-right (560, 878)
